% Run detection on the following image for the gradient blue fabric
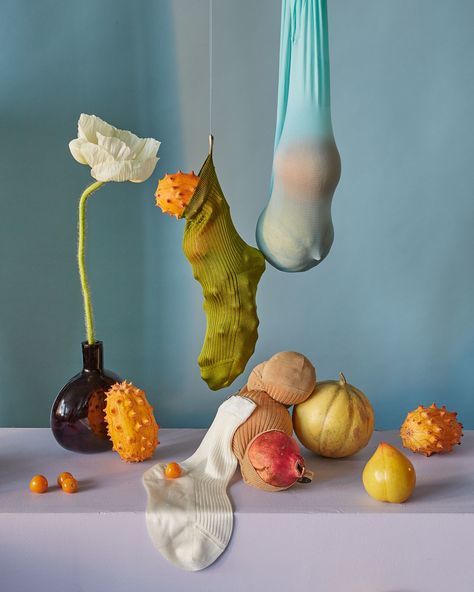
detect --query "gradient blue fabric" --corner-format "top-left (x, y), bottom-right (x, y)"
top-left (256, 0), bottom-right (341, 272)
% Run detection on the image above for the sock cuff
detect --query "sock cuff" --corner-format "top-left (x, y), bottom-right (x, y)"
top-left (232, 390), bottom-right (293, 461)
top-left (184, 395), bottom-right (256, 469)
top-left (219, 395), bottom-right (256, 422)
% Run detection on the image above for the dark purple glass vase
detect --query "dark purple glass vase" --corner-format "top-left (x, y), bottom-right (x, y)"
top-left (51, 341), bottom-right (121, 453)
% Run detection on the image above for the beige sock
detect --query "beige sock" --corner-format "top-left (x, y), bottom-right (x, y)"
top-left (232, 390), bottom-right (293, 492)
top-left (259, 351), bottom-right (316, 405)
top-left (247, 362), bottom-right (267, 391)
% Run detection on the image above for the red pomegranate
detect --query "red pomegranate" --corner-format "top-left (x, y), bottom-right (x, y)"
top-left (247, 430), bottom-right (309, 488)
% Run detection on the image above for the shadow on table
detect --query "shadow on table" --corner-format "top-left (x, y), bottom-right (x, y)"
top-left (156, 431), bottom-right (202, 461)
top-left (411, 476), bottom-right (470, 502)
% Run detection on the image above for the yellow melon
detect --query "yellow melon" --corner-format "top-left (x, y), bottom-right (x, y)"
top-left (293, 373), bottom-right (374, 458)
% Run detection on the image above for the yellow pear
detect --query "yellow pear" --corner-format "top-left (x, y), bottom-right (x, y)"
top-left (362, 442), bottom-right (416, 503)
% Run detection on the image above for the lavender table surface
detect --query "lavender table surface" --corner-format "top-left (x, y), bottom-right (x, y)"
top-left (1, 428), bottom-right (473, 592)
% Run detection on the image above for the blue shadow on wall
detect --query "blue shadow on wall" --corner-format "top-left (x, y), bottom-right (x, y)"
top-left (0, 0), bottom-right (186, 427)
top-left (1, 0), bottom-right (474, 430)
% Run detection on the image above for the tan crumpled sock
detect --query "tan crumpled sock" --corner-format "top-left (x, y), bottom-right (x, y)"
top-left (259, 351), bottom-right (316, 405)
top-left (232, 390), bottom-right (293, 492)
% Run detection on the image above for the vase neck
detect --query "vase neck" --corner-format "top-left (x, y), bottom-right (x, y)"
top-left (81, 341), bottom-right (104, 372)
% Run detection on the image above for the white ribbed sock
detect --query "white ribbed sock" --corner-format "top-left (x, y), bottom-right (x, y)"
top-left (143, 395), bottom-right (256, 571)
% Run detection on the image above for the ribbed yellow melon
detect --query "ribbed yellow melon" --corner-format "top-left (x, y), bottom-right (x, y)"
top-left (155, 171), bottom-right (199, 218)
top-left (400, 404), bottom-right (463, 457)
top-left (293, 373), bottom-right (374, 458)
top-left (104, 381), bottom-right (159, 462)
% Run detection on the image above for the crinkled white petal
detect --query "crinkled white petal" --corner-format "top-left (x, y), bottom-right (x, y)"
top-left (115, 128), bottom-right (142, 152)
top-left (129, 156), bottom-right (159, 182)
top-left (69, 138), bottom-right (88, 164)
top-left (91, 156), bottom-right (159, 183)
top-left (90, 160), bottom-right (134, 182)
top-left (78, 113), bottom-right (116, 143)
top-left (70, 113), bottom-right (160, 181)
top-left (125, 137), bottom-right (146, 158)
top-left (96, 133), bottom-right (131, 161)
top-left (80, 143), bottom-right (115, 169)
top-left (134, 137), bottom-right (161, 161)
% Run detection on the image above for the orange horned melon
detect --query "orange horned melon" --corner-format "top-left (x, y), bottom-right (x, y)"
top-left (400, 403), bottom-right (463, 457)
top-left (105, 381), bottom-right (159, 462)
top-left (155, 171), bottom-right (199, 218)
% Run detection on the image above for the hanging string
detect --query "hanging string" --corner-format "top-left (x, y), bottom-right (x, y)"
top-left (209, 0), bottom-right (213, 136)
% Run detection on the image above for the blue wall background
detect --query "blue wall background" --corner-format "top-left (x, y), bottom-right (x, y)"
top-left (1, 0), bottom-right (473, 429)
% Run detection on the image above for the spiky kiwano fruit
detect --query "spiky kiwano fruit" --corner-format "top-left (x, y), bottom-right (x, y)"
top-left (155, 171), bottom-right (200, 218)
top-left (105, 381), bottom-right (159, 462)
top-left (400, 403), bottom-right (463, 457)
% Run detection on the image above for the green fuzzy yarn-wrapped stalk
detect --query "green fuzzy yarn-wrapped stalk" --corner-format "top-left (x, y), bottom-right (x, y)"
top-left (182, 150), bottom-right (265, 390)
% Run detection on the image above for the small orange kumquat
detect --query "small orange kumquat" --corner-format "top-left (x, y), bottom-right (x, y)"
top-left (61, 477), bottom-right (78, 494)
top-left (164, 462), bottom-right (182, 479)
top-left (29, 475), bottom-right (48, 494)
top-left (57, 472), bottom-right (74, 487)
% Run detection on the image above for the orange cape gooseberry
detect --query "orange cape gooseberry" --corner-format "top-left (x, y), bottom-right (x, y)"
top-left (165, 462), bottom-right (182, 479)
top-left (29, 475), bottom-right (48, 494)
top-left (57, 472), bottom-right (74, 487)
top-left (61, 477), bottom-right (78, 494)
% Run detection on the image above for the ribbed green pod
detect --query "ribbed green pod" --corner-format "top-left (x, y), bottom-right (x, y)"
top-left (182, 149), bottom-right (265, 390)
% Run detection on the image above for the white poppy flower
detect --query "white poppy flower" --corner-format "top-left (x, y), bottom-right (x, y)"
top-left (69, 113), bottom-right (160, 183)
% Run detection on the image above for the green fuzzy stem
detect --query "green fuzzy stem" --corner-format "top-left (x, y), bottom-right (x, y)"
top-left (77, 180), bottom-right (104, 344)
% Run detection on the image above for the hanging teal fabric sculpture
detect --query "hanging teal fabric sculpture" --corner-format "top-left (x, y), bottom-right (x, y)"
top-left (256, 0), bottom-right (341, 272)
